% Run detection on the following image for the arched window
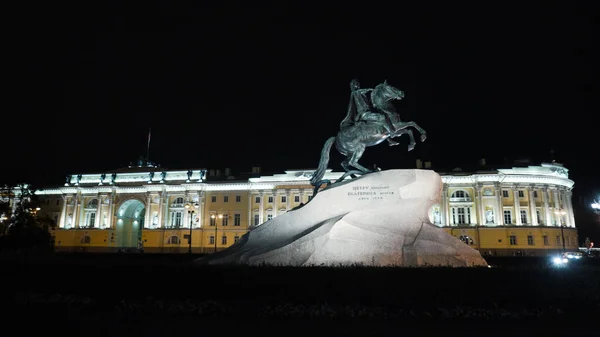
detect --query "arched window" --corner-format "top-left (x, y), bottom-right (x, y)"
top-left (86, 199), bottom-right (98, 209)
top-left (175, 197), bottom-right (184, 204)
top-left (167, 236), bottom-right (180, 244)
top-left (451, 191), bottom-right (469, 199)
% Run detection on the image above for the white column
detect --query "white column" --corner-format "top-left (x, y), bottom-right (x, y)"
top-left (566, 190), bottom-right (575, 228)
top-left (528, 186), bottom-right (537, 226)
top-left (59, 195), bottom-right (68, 228)
top-left (513, 187), bottom-right (521, 226)
top-left (443, 185), bottom-right (450, 226)
top-left (247, 192), bottom-right (252, 228)
top-left (440, 185), bottom-right (447, 226)
top-left (543, 186), bottom-right (551, 226)
top-left (156, 194), bottom-right (163, 228)
top-left (163, 193), bottom-right (170, 228)
top-left (108, 192), bottom-right (114, 229)
top-left (495, 183), bottom-right (503, 225)
top-left (73, 194), bottom-right (80, 228)
top-left (476, 184), bottom-right (484, 226)
top-left (183, 193), bottom-right (191, 228)
top-left (259, 191), bottom-right (265, 224)
top-left (199, 194), bottom-right (205, 228)
top-left (145, 193), bottom-right (152, 228)
top-left (95, 194), bottom-right (102, 228)
top-left (561, 190), bottom-right (571, 227)
top-left (552, 189), bottom-right (560, 225)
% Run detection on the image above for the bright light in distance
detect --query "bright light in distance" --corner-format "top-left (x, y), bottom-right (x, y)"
top-left (552, 257), bottom-right (568, 266)
top-left (591, 200), bottom-right (600, 210)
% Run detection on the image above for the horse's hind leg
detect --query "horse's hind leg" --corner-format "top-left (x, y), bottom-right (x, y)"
top-left (348, 145), bottom-right (371, 173)
top-left (341, 158), bottom-right (351, 172)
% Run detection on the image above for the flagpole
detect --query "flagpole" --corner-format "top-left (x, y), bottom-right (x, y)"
top-left (147, 127), bottom-right (151, 162)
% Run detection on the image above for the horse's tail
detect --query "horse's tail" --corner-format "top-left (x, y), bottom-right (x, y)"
top-left (310, 136), bottom-right (336, 186)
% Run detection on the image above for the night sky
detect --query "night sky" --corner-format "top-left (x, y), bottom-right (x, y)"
top-left (5, 2), bottom-right (598, 205)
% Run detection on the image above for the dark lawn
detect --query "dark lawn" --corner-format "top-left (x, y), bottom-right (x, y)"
top-left (2, 253), bottom-right (599, 336)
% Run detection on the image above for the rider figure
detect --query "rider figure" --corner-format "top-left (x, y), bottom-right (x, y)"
top-left (341, 79), bottom-right (399, 146)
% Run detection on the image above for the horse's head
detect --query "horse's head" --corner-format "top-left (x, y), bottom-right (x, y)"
top-left (381, 80), bottom-right (405, 101)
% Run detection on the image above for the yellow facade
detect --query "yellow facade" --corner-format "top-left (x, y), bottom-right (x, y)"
top-left (37, 162), bottom-right (579, 256)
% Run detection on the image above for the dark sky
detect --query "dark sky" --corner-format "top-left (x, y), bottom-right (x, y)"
top-left (4, 2), bottom-right (598, 203)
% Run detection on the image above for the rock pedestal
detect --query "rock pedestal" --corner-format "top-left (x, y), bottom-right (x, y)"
top-left (196, 169), bottom-right (488, 267)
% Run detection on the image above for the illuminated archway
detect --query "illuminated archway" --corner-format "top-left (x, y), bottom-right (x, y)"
top-left (115, 199), bottom-right (145, 248)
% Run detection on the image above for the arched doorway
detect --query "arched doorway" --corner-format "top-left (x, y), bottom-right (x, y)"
top-left (115, 199), bottom-right (145, 248)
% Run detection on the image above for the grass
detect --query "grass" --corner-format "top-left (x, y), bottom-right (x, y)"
top-left (2, 253), bottom-right (599, 335)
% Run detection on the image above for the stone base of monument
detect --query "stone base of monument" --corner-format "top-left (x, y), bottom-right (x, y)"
top-left (196, 169), bottom-right (488, 267)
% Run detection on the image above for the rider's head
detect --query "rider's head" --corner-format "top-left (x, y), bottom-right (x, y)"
top-left (350, 79), bottom-right (360, 91)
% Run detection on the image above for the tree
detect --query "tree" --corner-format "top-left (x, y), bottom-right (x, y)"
top-left (0, 184), bottom-right (53, 254)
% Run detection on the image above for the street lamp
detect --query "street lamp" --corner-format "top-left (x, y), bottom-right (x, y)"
top-left (210, 213), bottom-right (223, 253)
top-left (591, 199), bottom-right (600, 215)
top-left (0, 213), bottom-right (7, 236)
top-left (554, 208), bottom-right (567, 253)
top-left (184, 202), bottom-right (199, 254)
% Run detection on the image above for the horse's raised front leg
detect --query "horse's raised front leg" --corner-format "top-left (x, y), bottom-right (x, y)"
top-left (401, 121), bottom-right (427, 142)
top-left (405, 129), bottom-right (416, 151)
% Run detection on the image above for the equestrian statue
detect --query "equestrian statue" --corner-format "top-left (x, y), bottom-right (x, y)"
top-left (310, 79), bottom-right (427, 195)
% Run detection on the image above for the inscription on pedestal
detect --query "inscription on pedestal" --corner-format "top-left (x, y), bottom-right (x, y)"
top-left (347, 185), bottom-right (394, 201)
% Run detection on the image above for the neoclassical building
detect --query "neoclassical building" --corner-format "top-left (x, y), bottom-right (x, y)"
top-left (34, 161), bottom-right (579, 256)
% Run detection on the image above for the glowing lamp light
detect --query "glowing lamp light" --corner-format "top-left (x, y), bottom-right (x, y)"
top-left (552, 257), bottom-right (568, 266)
top-left (591, 200), bottom-right (600, 210)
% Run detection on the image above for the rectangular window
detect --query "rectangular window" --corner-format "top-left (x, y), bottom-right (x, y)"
top-left (56, 199), bottom-right (60, 205)
top-left (253, 214), bottom-right (260, 226)
top-left (502, 190), bottom-right (509, 198)
top-left (543, 235), bottom-right (549, 245)
top-left (457, 208), bottom-right (465, 224)
top-left (520, 210), bottom-right (527, 224)
top-left (210, 216), bottom-right (216, 226)
top-left (211, 196), bottom-right (216, 202)
top-left (234, 214), bottom-right (241, 226)
top-left (221, 236), bottom-right (227, 245)
top-left (236, 195), bottom-right (241, 202)
top-left (268, 196), bottom-right (273, 203)
top-left (234, 235), bottom-right (240, 243)
top-left (171, 212), bottom-right (182, 228)
top-left (281, 196), bottom-right (287, 203)
top-left (294, 195), bottom-right (300, 203)
top-left (504, 210), bottom-right (512, 224)
top-left (255, 196), bottom-right (260, 203)
top-left (518, 190), bottom-right (524, 198)
top-left (308, 195), bottom-right (313, 201)
top-left (536, 210), bottom-right (541, 224)
top-left (222, 214), bottom-right (229, 226)
top-left (533, 191), bottom-right (538, 198)
top-left (224, 196), bottom-right (229, 202)
top-left (267, 214), bottom-right (273, 221)
top-left (527, 235), bottom-right (534, 245)
top-left (556, 236), bottom-right (561, 245)
top-left (209, 236), bottom-right (215, 244)
top-left (509, 235), bottom-right (517, 245)
top-left (87, 212), bottom-right (96, 227)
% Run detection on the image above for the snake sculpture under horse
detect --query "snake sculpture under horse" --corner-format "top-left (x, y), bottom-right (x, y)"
top-left (309, 81), bottom-right (427, 196)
